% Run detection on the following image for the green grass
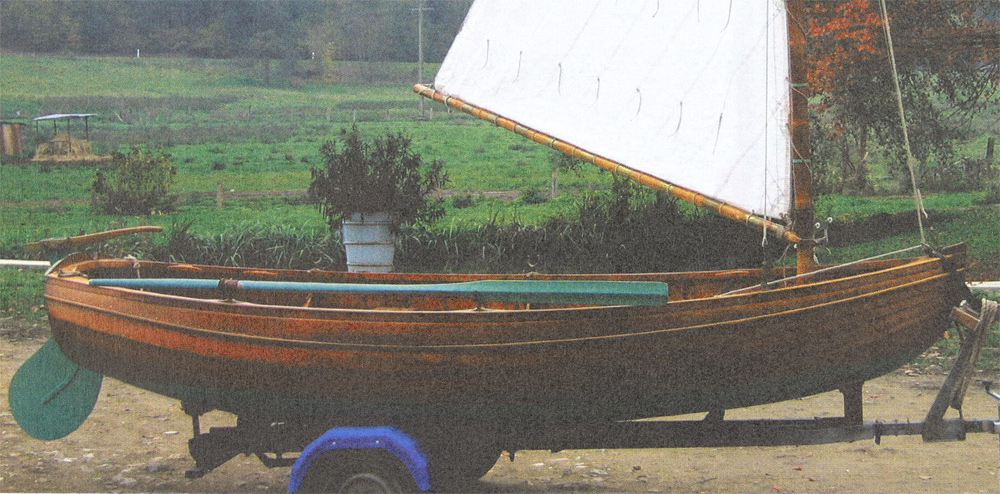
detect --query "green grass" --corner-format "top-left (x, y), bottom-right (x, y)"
top-left (815, 191), bottom-right (987, 220)
top-left (0, 267), bottom-right (47, 322)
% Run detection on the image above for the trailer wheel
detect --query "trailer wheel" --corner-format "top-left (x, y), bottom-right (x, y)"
top-left (338, 472), bottom-right (399, 493)
top-left (298, 449), bottom-right (415, 493)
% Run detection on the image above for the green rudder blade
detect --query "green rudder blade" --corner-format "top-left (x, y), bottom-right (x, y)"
top-left (9, 338), bottom-right (103, 440)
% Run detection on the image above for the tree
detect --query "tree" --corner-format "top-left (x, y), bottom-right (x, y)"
top-left (805, 0), bottom-right (1000, 193)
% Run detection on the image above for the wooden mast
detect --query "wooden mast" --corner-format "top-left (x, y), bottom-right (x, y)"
top-left (786, 1), bottom-right (816, 274)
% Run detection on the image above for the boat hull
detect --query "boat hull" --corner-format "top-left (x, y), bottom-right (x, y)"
top-left (45, 247), bottom-right (968, 425)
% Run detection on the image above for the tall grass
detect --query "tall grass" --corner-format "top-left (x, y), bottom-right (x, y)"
top-left (397, 180), bottom-right (785, 273)
top-left (146, 222), bottom-right (343, 270)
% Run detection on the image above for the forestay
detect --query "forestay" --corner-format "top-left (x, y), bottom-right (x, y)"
top-left (434, 0), bottom-right (792, 218)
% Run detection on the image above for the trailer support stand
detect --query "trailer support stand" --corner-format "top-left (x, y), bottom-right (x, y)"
top-left (924, 300), bottom-right (998, 441)
top-left (841, 381), bottom-right (864, 427)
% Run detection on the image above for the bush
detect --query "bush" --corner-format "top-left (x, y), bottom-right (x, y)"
top-left (92, 146), bottom-right (175, 215)
top-left (452, 193), bottom-right (478, 209)
top-left (308, 125), bottom-right (447, 231)
top-left (520, 187), bottom-right (549, 205)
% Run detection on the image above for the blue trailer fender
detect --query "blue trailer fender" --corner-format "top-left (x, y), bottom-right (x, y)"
top-left (288, 426), bottom-right (431, 492)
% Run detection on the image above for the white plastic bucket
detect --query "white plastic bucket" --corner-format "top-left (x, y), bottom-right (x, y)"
top-left (341, 212), bottom-right (396, 272)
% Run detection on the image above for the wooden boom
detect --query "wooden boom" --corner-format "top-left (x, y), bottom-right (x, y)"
top-left (414, 84), bottom-right (802, 245)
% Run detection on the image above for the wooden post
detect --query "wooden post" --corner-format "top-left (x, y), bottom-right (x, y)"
top-left (551, 165), bottom-right (558, 198)
top-left (787, 1), bottom-right (815, 275)
top-left (988, 137), bottom-right (995, 164)
top-left (66, 118), bottom-right (73, 154)
top-left (216, 182), bottom-right (224, 209)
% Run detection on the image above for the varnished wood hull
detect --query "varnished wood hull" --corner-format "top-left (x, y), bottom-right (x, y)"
top-left (45, 247), bottom-right (969, 424)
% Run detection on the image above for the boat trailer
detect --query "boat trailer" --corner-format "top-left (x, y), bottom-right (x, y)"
top-left (176, 299), bottom-right (1000, 492)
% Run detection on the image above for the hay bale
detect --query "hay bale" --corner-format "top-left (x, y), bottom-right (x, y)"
top-left (32, 133), bottom-right (110, 163)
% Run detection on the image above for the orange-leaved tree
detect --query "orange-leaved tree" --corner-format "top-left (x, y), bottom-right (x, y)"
top-left (804, 0), bottom-right (999, 194)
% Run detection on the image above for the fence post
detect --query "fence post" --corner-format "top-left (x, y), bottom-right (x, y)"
top-left (216, 182), bottom-right (224, 209)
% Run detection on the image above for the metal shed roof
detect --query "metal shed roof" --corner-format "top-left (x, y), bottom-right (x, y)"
top-left (32, 114), bottom-right (98, 121)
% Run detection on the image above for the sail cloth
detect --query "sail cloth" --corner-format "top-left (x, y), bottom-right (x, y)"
top-left (434, 0), bottom-right (792, 218)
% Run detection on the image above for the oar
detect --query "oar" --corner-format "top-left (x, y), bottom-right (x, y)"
top-left (89, 278), bottom-right (670, 306)
top-left (9, 339), bottom-right (103, 440)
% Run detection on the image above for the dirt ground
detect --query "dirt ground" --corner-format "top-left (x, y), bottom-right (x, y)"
top-left (1, 318), bottom-right (998, 493)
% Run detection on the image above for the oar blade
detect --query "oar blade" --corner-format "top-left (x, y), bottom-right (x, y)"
top-left (9, 338), bottom-right (103, 440)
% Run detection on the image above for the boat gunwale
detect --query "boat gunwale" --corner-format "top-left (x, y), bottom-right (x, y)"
top-left (44, 254), bottom-right (960, 352)
top-left (45, 247), bottom-right (958, 322)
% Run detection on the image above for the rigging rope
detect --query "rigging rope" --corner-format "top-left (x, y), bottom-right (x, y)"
top-left (719, 244), bottom-right (927, 296)
top-left (878, 0), bottom-right (928, 245)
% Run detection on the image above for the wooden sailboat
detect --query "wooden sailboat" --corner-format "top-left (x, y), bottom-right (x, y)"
top-left (10, 0), bottom-right (990, 475)
top-left (39, 244), bottom-right (971, 428)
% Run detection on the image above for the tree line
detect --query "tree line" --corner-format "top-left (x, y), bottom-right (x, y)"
top-left (0, 0), bottom-right (471, 63)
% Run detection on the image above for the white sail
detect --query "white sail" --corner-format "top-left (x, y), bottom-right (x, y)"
top-left (434, 0), bottom-right (792, 218)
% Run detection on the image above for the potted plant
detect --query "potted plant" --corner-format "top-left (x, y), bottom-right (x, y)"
top-left (309, 126), bottom-right (446, 272)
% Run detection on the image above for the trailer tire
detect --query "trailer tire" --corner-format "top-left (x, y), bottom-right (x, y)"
top-left (298, 449), bottom-right (416, 493)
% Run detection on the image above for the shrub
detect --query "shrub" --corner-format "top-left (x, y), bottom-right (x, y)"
top-left (92, 146), bottom-right (175, 215)
top-left (452, 193), bottom-right (477, 209)
top-left (308, 125), bottom-right (447, 231)
top-left (520, 187), bottom-right (549, 204)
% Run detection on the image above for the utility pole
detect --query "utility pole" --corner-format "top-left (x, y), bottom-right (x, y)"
top-left (412, 1), bottom-right (432, 120)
